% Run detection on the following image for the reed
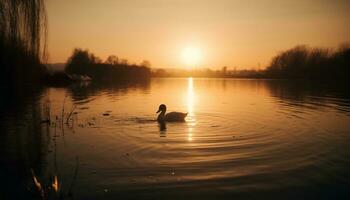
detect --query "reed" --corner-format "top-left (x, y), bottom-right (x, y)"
top-left (66, 105), bottom-right (76, 124)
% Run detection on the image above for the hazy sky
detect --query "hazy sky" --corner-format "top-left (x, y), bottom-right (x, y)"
top-left (47, 0), bottom-right (350, 69)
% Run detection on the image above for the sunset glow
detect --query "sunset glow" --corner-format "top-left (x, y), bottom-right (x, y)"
top-left (2, 0), bottom-right (350, 198)
top-left (182, 47), bottom-right (202, 67)
top-left (47, 0), bottom-right (350, 69)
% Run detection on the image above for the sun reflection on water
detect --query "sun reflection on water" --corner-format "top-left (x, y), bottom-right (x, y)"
top-left (187, 77), bottom-right (195, 118)
top-left (187, 77), bottom-right (196, 141)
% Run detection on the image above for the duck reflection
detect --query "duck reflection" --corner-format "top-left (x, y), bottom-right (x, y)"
top-left (158, 121), bottom-right (167, 135)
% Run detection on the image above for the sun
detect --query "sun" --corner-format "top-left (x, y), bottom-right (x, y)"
top-left (182, 46), bottom-right (202, 67)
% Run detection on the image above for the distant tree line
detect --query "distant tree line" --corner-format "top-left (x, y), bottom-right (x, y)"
top-left (154, 44), bottom-right (350, 79)
top-left (64, 48), bottom-right (151, 81)
top-left (151, 67), bottom-right (263, 78)
top-left (0, 0), bottom-right (48, 84)
top-left (265, 45), bottom-right (350, 79)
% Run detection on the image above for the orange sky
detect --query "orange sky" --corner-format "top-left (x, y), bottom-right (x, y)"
top-left (47, 0), bottom-right (350, 69)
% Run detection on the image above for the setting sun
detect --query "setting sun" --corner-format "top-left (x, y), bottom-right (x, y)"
top-left (181, 46), bottom-right (202, 67)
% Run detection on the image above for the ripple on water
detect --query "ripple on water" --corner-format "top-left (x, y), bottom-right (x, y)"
top-left (30, 79), bottom-right (350, 198)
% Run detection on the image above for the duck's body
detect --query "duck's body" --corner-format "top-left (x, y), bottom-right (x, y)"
top-left (157, 104), bottom-right (187, 122)
top-left (159, 111), bottom-right (187, 122)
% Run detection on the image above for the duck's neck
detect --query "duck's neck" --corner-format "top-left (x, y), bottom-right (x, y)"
top-left (157, 110), bottom-right (166, 121)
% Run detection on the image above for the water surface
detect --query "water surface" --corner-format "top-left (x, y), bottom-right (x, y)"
top-left (1, 78), bottom-right (350, 199)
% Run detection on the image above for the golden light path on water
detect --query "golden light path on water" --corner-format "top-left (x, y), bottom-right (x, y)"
top-left (187, 77), bottom-right (196, 141)
top-left (7, 78), bottom-right (349, 199)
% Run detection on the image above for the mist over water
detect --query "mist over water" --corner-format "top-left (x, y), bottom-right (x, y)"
top-left (1, 78), bottom-right (350, 199)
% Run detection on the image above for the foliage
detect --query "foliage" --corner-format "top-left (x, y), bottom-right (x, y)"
top-left (65, 48), bottom-right (151, 80)
top-left (266, 45), bottom-right (350, 79)
top-left (0, 0), bottom-right (48, 83)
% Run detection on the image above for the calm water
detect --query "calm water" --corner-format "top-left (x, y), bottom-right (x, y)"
top-left (1, 78), bottom-right (350, 199)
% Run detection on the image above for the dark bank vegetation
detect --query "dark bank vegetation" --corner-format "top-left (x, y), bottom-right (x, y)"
top-left (0, 0), bottom-right (48, 85)
top-left (265, 45), bottom-right (350, 79)
top-left (64, 48), bottom-right (151, 82)
top-left (0, 0), bottom-right (149, 86)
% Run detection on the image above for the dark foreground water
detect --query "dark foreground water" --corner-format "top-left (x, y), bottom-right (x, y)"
top-left (1, 78), bottom-right (350, 199)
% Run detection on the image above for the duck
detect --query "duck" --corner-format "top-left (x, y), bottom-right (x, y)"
top-left (156, 104), bottom-right (187, 122)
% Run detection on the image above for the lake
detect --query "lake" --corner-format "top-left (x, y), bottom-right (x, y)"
top-left (1, 78), bottom-right (350, 199)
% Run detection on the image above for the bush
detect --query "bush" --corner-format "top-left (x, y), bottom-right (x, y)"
top-left (65, 48), bottom-right (151, 81)
top-left (266, 45), bottom-right (350, 79)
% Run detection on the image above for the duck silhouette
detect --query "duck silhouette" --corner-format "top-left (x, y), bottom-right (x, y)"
top-left (156, 104), bottom-right (187, 122)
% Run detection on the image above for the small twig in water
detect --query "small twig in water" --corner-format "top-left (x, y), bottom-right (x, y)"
top-left (61, 95), bottom-right (66, 125)
top-left (66, 106), bottom-right (76, 124)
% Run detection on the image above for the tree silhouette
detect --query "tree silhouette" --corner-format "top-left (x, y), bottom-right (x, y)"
top-left (65, 48), bottom-right (151, 81)
top-left (140, 60), bottom-right (151, 68)
top-left (0, 0), bottom-right (48, 83)
top-left (105, 55), bottom-right (119, 65)
top-left (266, 45), bottom-right (350, 79)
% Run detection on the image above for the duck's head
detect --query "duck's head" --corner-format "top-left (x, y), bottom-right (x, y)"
top-left (156, 104), bottom-right (167, 113)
